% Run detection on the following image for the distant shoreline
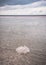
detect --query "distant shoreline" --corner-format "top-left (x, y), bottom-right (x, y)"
top-left (0, 15), bottom-right (46, 17)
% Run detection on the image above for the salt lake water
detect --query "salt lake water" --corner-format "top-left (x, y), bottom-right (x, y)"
top-left (0, 16), bottom-right (46, 65)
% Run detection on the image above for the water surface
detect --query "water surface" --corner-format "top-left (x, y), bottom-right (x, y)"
top-left (0, 16), bottom-right (46, 65)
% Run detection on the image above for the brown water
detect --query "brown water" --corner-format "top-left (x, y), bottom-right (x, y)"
top-left (0, 16), bottom-right (46, 65)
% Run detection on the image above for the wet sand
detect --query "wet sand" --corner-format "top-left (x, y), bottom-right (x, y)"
top-left (0, 16), bottom-right (46, 65)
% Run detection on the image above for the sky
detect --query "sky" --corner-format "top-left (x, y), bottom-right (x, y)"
top-left (0, 0), bottom-right (41, 6)
top-left (0, 0), bottom-right (46, 15)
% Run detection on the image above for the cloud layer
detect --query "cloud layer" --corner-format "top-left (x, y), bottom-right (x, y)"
top-left (0, 1), bottom-right (46, 15)
top-left (0, 0), bottom-right (40, 6)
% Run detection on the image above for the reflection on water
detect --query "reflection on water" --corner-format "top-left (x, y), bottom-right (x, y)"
top-left (0, 16), bottom-right (46, 65)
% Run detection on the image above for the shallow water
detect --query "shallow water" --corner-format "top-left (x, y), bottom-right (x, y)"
top-left (0, 16), bottom-right (46, 65)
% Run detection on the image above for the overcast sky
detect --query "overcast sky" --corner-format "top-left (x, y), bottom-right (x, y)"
top-left (0, 0), bottom-right (46, 15)
top-left (0, 0), bottom-right (41, 6)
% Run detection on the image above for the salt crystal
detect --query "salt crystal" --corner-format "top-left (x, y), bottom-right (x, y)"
top-left (16, 45), bottom-right (30, 54)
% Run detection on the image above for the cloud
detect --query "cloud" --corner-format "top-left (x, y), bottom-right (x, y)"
top-left (29, 0), bottom-right (46, 7)
top-left (0, 0), bottom-right (34, 6)
top-left (0, 1), bottom-right (46, 15)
